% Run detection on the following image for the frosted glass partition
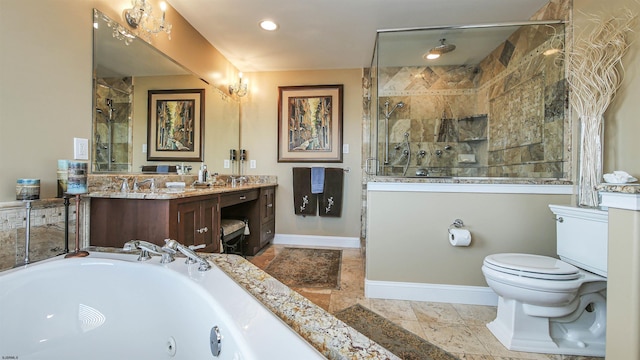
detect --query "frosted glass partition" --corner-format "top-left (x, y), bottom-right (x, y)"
top-left (369, 22), bottom-right (567, 179)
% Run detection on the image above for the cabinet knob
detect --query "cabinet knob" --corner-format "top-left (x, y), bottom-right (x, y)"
top-left (266, 230), bottom-right (272, 234)
top-left (556, 217), bottom-right (564, 223)
top-left (239, 195), bottom-right (247, 200)
top-left (197, 227), bottom-right (209, 234)
top-left (267, 203), bottom-right (273, 208)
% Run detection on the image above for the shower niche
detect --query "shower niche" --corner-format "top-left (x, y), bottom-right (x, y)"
top-left (367, 21), bottom-right (568, 179)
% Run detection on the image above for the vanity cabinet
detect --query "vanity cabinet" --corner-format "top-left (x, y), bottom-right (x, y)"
top-left (221, 186), bottom-right (276, 256)
top-left (89, 185), bottom-right (276, 255)
top-left (90, 195), bottom-right (220, 252)
top-left (259, 187), bottom-right (276, 248)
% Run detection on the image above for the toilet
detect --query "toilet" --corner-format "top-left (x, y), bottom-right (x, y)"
top-left (482, 204), bottom-right (608, 356)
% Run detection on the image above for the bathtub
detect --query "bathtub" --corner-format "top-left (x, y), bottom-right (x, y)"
top-left (0, 252), bottom-right (325, 360)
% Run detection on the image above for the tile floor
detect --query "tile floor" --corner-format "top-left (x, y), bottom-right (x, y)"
top-left (249, 244), bottom-right (603, 360)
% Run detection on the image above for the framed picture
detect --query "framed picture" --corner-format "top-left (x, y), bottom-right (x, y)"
top-left (277, 84), bottom-right (343, 162)
top-left (147, 89), bottom-right (205, 161)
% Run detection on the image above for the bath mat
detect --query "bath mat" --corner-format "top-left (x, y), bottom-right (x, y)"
top-left (335, 304), bottom-right (459, 360)
top-left (264, 248), bottom-right (342, 289)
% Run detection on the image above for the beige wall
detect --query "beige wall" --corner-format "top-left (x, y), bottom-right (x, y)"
top-left (239, 69), bottom-right (363, 238)
top-left (0, 0), bottom-right (237, 202)
top-left (367, 190), bottom-right (571, 286)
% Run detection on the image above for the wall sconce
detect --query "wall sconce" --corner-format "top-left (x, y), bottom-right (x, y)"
top-left (123, 0), bottom-right (172, 40)
top-left (229, 72), bottom-right (248, 97)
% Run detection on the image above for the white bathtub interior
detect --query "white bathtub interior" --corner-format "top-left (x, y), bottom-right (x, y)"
top-left (0, 252), bottom-right (324, 360)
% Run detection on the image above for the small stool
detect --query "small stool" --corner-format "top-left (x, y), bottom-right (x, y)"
top-left (220, 218), bottom-right (247, 257)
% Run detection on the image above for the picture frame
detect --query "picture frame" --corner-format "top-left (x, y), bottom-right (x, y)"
top-left (147, 89), bottom-right (205, 161)
top-left (277, 84), bottom-right (343, 163)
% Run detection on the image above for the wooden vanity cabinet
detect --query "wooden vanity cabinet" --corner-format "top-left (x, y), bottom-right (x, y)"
top-left (259, 187), bottom-right (276, 248)
top-left (90, 185), bottom-right (276, 255)
top-left (90, 195), bottom-right (220, 252)
top-left (220, 186), bottom-right (276, 256)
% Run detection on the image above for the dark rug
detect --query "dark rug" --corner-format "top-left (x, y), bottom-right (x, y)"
top-left (335, 304), bottom-right (459, 360)
top-left (264, 248), bottom-right (342, 289)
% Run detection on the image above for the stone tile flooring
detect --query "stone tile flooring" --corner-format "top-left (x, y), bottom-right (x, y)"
top-left (249, 244), bottom-right (603, 360)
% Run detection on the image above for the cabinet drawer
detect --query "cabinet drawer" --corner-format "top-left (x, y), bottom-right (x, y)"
top-left (260, 220), bottom-right (275, 243)
top-left (220, 189), bottom-right (258, 207)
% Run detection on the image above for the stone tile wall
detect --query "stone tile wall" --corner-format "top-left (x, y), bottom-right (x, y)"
top-left (0, 200), bottom-right (77, 271)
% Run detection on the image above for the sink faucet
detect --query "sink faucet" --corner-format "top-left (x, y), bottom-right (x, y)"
top-left (116, 177), bottom-right (130, 192)
top-left (163, 239), bottom-right (211, 271)
top-left (133, 178), bottom-right (156, 192)
top-left (123, 240), bottom-right (175, 263)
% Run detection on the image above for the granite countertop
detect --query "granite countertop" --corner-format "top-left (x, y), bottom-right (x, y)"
top-left (87, 247), bottom-right (398, 359)
top-left (87, 183), bottom-right (277, 200)
top-left (597, 183), bottom-right (640, 194)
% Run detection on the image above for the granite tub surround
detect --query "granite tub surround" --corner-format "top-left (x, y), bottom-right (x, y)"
top-left (210, 253), bottom-right (400, 360)
top-left (0, 199), bottom-right (73, 271)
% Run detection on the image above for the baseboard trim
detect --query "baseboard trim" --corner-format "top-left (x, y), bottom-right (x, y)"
top-left (365, 278), bottom-right (498, 306)
top-left (273, 234), bottom-right (360, 248)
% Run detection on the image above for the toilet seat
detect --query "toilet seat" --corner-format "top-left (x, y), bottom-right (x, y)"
top-left (484, 253), bottom-right (580, 280)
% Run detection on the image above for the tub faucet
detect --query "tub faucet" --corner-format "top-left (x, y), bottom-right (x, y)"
top-left (123, 240), bottom-right (175, 263)
top-left (163, 239), bottom-right (211, 271)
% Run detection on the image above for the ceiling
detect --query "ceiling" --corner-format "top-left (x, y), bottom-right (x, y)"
top-left (166, 0), bottom-right (550, 72)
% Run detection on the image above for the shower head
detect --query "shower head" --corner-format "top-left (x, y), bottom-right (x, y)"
top-left (424, 38), bottom-right (456, 60)
top-left (385, 101), bottom-right (405, 118)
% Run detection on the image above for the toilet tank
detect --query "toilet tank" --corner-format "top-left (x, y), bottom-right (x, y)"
top-left (549, 205), bottom-right (608, 277)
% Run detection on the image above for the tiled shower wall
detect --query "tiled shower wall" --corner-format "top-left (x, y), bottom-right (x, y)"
top-left (0, 200), bottom-right (80, 271)
top-left (375, 0), bottom-right (570, 178)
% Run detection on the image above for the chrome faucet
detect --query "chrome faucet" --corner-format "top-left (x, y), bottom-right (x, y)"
top-left (123, 240), bottom-right (175, 263)
top-left (133, 178), bottom-right (156, 192)
top-left (163, 239), bottom-right (211, 271)
top-left (116, 177), bottom-right (130, 192)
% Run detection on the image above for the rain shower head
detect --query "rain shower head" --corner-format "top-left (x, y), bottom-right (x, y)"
top-left (424, 38), bottom-right (456, 60)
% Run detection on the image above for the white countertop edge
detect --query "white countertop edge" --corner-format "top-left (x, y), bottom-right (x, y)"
top-left (367, 182), bottom-right (574, 195)
top-left (600, 192), bottom-right (640, 211)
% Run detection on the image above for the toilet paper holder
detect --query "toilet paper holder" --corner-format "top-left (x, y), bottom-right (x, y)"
top-left (448, 219), bottom-right (464, 233)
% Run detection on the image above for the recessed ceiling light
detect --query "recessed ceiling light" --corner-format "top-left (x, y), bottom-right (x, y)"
top-left (259, 20), bottom-right (278, 31)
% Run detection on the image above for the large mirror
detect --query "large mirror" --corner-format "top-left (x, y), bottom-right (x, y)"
top-left (92, 9), bottom-right (239, 173)
top-left (370, 21), bottom-right (568, 179)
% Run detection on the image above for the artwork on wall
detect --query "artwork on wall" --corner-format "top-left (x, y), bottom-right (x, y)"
top-left (277, 85), bottom-right (343, 163)
top-left (147, 89), bottom-right (204, 161)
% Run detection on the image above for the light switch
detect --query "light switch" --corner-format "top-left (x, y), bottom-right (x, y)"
top-left (74, 138), bottom-right (89, 160)
top-left (224, 159), bottom-right (230, 169)
top-left (250, 160), bottom-right (257, 169)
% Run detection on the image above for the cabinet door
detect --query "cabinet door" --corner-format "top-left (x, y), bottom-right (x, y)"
top-left (260, 187), bottom-right (275, 223)
top-left (200, 197), bottom-right (220, 253)
top-left (176, 201), bottom-right (199, 247)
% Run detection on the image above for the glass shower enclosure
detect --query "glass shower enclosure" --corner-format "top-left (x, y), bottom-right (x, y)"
top-left (367, 21), bottom-right (567, 179)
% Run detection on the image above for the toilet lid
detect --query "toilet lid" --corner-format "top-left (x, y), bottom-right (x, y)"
top-left (484, 253), bottom-right (581, 280)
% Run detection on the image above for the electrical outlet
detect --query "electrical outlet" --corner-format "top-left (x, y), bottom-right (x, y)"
top-left (74, 138), bottom-right (89, 160)
top-left (250, 160), bottom-right (256, 169)
top-left (343, 144), bottom-right (349, 154)
top-left (142, 144), bottom-right (147, 153)
top-left (224, 159), bottom-right (230, 169)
